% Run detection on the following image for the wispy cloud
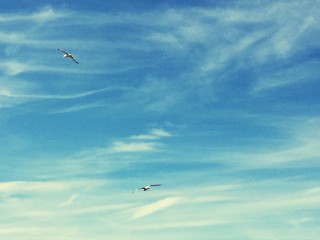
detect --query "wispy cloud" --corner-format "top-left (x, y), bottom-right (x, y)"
top-left (109, 141), bottom-right (159, 153)
top-left (215, 117), bottom-right (320, 169)
top-left (289, 217), bottom-right (316, 228)
top-left (130, 128), bottom-right (172, 140)
top-left (0, 61), bottom-right (30, 75)
top-left (48, 102), bottom-right (106, 114)
top-left (252, 60), bottom-right (319, 93)
top-left (108, 128), bottom-right (172, 153)
top-left (131, 197), bottom-right (180, 220)
top-left (0, 84), bottom-right (127, 110)
top-left (0, 6), bottom-right (68, 23)
top-left (133, 219), bottom-right (228, 231)
top-left (0, 180), bottom-right (101, 194)
top-left (0, 87), bottom-right (117, 100)
top-left (59, 194), bottom-right (78, 208)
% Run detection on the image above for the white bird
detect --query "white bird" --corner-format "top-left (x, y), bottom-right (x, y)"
top-left (58, 48), bottom-right (79, 64)
top-left (132, 184), bottom-right (162, 193)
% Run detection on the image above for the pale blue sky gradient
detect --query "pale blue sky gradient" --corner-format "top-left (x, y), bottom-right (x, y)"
top-left (1, 1), bottom-right (320, 239)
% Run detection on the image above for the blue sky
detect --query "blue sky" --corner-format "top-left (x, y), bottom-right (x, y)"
top-left (1, 0), bottom-right (320, 239)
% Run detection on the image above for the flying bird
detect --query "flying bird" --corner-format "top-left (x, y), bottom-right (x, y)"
top-left (58, 48), bottom-right (79, 64)
top-left (132, 184), bottom-right (162, 193)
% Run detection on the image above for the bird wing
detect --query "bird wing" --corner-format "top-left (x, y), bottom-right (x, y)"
top-left (150, 184), bottom-right (161, 187)
top-left (70, 55), bottom-right (79, 64)
top-left (58, 48), bottom-right (69, 55)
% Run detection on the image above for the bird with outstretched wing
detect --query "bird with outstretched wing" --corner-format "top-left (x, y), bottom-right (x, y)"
top-left (132, 184), bottom-right (162, 193)
top-left (58, 48), bottom-right (79, 64)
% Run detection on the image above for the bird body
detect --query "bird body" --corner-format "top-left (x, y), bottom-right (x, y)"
top-left (58, 48), bottom-right (79, 64)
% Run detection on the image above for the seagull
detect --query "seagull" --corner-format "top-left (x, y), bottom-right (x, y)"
top-left (140, 184), bottom-right (162, 191)
top-left (132, 184), bottom-right (162, 193)
top-left (58, 48), bottom-right (79, 64)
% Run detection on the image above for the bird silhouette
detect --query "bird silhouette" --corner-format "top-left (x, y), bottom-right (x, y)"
top-left (132, 184), bottom-right (162, 193)
top-left (58, 48), bottom-right (79, 64)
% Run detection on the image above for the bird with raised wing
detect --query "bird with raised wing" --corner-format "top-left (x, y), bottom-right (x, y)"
top-left (58, 48), bottom-right (79, 64)
top-left (132, 184), bottom-right (162, 193)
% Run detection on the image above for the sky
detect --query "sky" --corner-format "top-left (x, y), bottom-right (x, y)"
top-left (1, 0), bottom-right (320, 239)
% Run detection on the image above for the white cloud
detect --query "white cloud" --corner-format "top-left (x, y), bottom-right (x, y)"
top-left (31, 6), bottom-right (66, 22)
top-left (131, 197), bottom-right (180, 220)
top-left (0, 32), bottom-right (27, 44)
top-left (0, 61), bottom-right (30, 75)
top-left (133, 219), bottom-right (228, 231)
top-left (0, 180), bottom-right (101, 194)
top-left (252, 60), bottom-right (319, 93)
top-left (208, 117), bottom-right (320, 169)
top-left (289, 217), bottom-right (315, 227)
top-left (0, 226), bottom-right (44, 235)
top-left (130, 128), bottom-right (172, 140)
top-left (48, 102), bottom-right (105, 114)
top-left (304, 187), bottom-right (320, 196)
top-left (59, 194), bottom-right (79, 207)
top-left (21, 87), bottom-right (116, 100)
top-left (0, 6), bottom-right (68, 23)
top-left (151, 128), bottom-right (172, 138)
top-left (109, 141), bottom-right (159, 153)
top-left (107, 128), bottom-right (171, 153)
top-left (147, 32), bottom-right (182, 49)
